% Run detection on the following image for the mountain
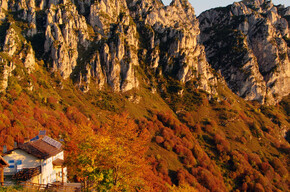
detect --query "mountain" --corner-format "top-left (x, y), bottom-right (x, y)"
top-left (0, 0), bottom-right (289, 191)
top-left (199, 0), bottom-right (290, 104)
top-left (0, 0), bottom-right (217, 94)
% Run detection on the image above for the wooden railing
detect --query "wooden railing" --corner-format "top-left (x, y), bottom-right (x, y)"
top-left (19, 181), bottom-right (47, 190)
top-left (19, 181), bottom-right (82, 191)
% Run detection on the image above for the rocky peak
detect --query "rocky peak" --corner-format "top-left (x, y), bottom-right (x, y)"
top-left (0, 0), bottom-right (288, 105)
top-left (199, 0), bottom-right (290, 104)
top-left (137, 0), bottom-right (216, 93)
top-left (0, 0), bottom-right (217, 96)
top-left (242, 0), bottom-right (265, 6)
top-left (41, 0), bottom-right (216, 93)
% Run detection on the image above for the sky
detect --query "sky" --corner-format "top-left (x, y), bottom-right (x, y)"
top-left (162, 0), bottom-right (290, 16)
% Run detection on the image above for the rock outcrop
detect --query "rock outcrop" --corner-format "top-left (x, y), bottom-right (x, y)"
top-left (0, 0), bottom-right (218, 94)
top-left (0, 0), bottom-right (218, 93)
top-left (0, 0), bottom-right (8, 21)
top-left (0, 25), bottom-right (36, 91)
top-left (199, 0), bottom-right (290, 104)
top-left (44, 2), bottom-right (91, 79)
top-left (2, 0), bottom-right (288, 102)
top-left (128, 0), bottom-right (217, 93)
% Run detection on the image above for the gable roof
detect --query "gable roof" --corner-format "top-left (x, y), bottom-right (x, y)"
top-left (0, 156), bottom-right (8, 167)
top-left (4, 136), bottom-right (63, 160)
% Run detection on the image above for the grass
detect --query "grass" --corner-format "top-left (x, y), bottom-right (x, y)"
top-left (0, 185), bottom-right (34, 192)
top-left (148, 142), bottom-right (183, 172)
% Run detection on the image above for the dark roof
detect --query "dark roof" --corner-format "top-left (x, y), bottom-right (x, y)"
top-left (0, 156), bottom-right (8, 167)
top-left (12, 166), bottom-right (41, 181)
top-left (4, 137), bottom-right (63, 160)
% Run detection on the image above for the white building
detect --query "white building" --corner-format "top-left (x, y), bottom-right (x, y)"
top-left (3, 136), bottom-right (67, 184)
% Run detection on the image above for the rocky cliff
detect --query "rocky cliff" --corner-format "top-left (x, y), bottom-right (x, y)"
top-left (0, 0), bottom-right (289, 102)
top-left (0, 0), bottom-right (216, 94)
top-left (199, 0), bottom-right (290, 104)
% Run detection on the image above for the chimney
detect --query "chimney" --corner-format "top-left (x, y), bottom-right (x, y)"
top-left (3, 145), bottom-right (7, 153)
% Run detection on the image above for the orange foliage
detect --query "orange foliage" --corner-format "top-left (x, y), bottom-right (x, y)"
top-left (155, 136), bottom-right (165, 144)
top-left (192, 167), bottom-right (227, 192)
top-left (214, 133), bottom-right (231, 153)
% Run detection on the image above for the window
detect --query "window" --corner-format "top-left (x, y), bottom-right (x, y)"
top-left (8, 160), bottom-right (15, 168)
top-left (16, 160), bottom-right (22, 165)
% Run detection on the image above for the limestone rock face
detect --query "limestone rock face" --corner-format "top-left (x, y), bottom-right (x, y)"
top-left (0, 26), bottom-right (36, 91)
top-left (199, 0), bottom-right (290, 104)
top-left (0, 57), bottom-right (15, 92)
top-left (9, 0), bottom-right (37, 36)
top-left (24, 46), bottom-right (36, 73)
top-left (3, 27), bottom-right (20, 57)
top-left (44, 3), bottom-right (91, 79)
top-left (83, 0), bottom-right (140, 92)
top-left (0, 0), bottom-right (8, 20)
top-left (39, 0), bottom-right (215, 93)
top-left (1, 0), bottom-right (288, 101)
top-left (0, 0), bottom-right (218, 94)
top-left (128, 0), bottom-right (217, 94)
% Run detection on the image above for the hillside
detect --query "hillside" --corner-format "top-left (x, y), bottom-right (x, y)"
top-left (0, 0), bottom-right (289, 191)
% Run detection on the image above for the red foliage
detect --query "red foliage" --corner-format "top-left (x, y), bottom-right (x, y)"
top-left (271, 158), bottom-right (288, 177)
top-left (177, 169), bottom-right (209, 191)
top-left (174, 145), bottom-right (196, 167)
top-left (214, 133), bottom-right (231, 153)
top-left (193, 123), bottom-right (202, 134)
top-left (192, 167), bottom-right (227, 192)
top-left (241, 182), bottom-right (248, 191)
top-left (254, 183), bottom-right (265, 192)
top-left (221, 100), bottom-right (231, 108)
top-left (248, 153), bottom-right (262, 167)
top-left (65, 106), bottom-right (89, 126)
top-left (155, 136), bottom-right (164, 144)
top-left (47, 96), bottom-right (58, 104)
top-left (139, 111), bottom-right (227, 190)
top-left (204, 124), bottom-right (213, 133)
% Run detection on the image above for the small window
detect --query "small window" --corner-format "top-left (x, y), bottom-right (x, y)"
top-left (8, 160), bottom-right (15, 168)
top-left (16, 160), bottom-right (22, 165)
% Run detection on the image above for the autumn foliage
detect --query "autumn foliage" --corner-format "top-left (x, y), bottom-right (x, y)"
top-left (64, 113), bottom-right (152, 191)
top-left (0, 73), bottom-right (289, 192)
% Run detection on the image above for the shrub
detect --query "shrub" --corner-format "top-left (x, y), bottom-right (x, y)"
top-left (271, 158), bottom-right (288, 177)
top-left (155, 136), bottom-right (165, 144)
top-left (192, 167), bottom-right (226, 192)
top-left (214, 133), bottom-right (231, 153)
top-left (193, 123), bottom-right (202, 134)
top-left (254, 183), bottom-right (265, 192)
top-left (163, 141), bottom-right (173, 151)
top-left (248, 153), bottom-right (262, 168)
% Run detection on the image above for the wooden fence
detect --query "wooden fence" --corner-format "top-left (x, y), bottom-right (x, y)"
top-left (19, 181), bottom-right (82, 191)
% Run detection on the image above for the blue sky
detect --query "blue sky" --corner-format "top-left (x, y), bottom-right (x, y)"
top-left (162, 0), bottom-right (290, 16)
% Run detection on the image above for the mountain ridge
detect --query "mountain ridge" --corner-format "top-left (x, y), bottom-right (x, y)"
top-left (199, 0), bottom-right (290, 104)
top-left (0, 0), bottom-right (289, 191)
